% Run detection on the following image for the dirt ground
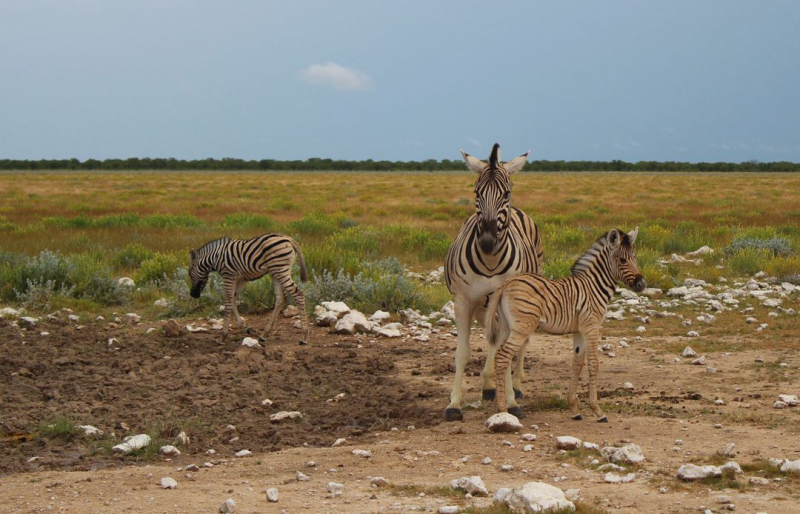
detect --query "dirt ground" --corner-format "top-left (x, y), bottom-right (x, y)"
top-left (1, 311), bottom-right (799, 513)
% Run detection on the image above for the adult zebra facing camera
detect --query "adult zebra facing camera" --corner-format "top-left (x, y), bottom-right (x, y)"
top-left (443, 143), bottom-right (543, 421)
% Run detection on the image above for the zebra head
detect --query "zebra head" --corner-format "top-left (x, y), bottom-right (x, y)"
top-left (461, 143), bottom-right (529, 254)
top-left (188, 237), bottom-right (228, 298)
top-left (607, 227), bottom-right (646, 293)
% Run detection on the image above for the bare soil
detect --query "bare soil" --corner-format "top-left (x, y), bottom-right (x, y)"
top-left (1, 312), bottom-right (800, 513)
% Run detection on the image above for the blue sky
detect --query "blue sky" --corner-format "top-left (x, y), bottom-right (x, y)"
top-left (1, 1), bottom-right (799, 162)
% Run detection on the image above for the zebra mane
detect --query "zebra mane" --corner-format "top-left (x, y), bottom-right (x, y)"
top-left (196, 236), bottom-right (230, 256)
top-left (570, 229), bottom-right (631, 276)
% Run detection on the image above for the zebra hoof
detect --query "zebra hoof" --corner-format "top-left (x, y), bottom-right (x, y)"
top-left (444, 408), bottom-right (463, 421)
top-left (572, 414), bottom-right (583, 421)
top-left (507, 406), bottom-right (524, 419)
top-left (514, 388), bottom-right (523, 399)
top-left (597, 416), bottom-right (609, 423)
top-left (298, 340), bottom-right (307, 346)
top-left (482, 389), bottom-right (496, 401)
top-left (246, 327), bottom-right (256, 335)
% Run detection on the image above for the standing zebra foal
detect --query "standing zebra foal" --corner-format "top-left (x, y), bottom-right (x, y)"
top-left (189, 233), bottom-right (310, 347)
top-left (443, 143), bottom-right (543, 421)
top-left (485, 227), bottom-right (645, 422)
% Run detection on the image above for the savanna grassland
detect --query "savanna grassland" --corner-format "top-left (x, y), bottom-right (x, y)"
top-left (2, 171), bottom-right (800, 513)
top-left (1, 171), bottom-right (799, 317)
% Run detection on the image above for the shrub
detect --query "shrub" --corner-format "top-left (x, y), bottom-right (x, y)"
top-left (138, 253), bottom-right (183, 285)
top-left (724, 237), bottom-right (793, 257)
top-left (112, 243), bottom-right (155, 270)
top-left (220, 213), bottom-right (278, 231)
top-left (727, 248), bottom-right (773, 276)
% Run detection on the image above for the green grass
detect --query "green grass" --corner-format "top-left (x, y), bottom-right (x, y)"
top-left (39, 415), bottom-right (79, 441)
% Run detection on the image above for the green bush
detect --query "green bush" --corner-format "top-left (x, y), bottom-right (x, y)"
top-left (220, 213), bottom-right (278, 231)
top-left (724, 236), bottom-right (793, 257)
top-left (138, 253), bottom-right (183, 285)
top-left (112, 243), bottom-right (155, 269)
top-left (727, 248), bottom-right (773, 276)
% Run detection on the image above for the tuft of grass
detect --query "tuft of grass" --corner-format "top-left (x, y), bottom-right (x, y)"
top-left (39, 415), bottom-right (79, 441)
top-left (388, 484), bottom-right (466, 499)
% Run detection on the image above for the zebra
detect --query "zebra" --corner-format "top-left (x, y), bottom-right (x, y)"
top-left (443, 143), bottom-right (543, 421)
top-left (188, 233), bottom-right (309, 346)
top-left (484, 227), bottom-right (646, 421)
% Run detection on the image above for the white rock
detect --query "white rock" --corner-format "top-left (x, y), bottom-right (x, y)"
top-left (604, 472), bottom-right (636, 483)
top-left (692, 355), bottom-right (707, 365)
top-left (523, 444), bottom-right (534, 452)
top-left (266, 487), bottom-right (279, 502)
top-left (482, 457), bottom-right (493, 465)
top-left (504, 482), bottom-right (575, 512)
top-left (125, 312), bottom-right (141, 323)
top-left (327, 482), bottom-right (344, 496)
top-left (763, 298), bottom-right (782, 308)
top-left (0, 307), bottom-right (21, 318)
top-left (780, 459), bottom-right (800, 473)
top-left (117, 277), bottom-right (135, 288)
top-left (377, 328), bottom-right (402, 338)
top-left (185, 324), bottom-right (208, 333)
top-left (687, 330), bottom-right (700, 337)
top-left (159, 445), bottom-right (181, 456)
top-left (582, 441), bottom-right (599, 450)
top-left (608, 444), bottom-right (645, 464)
top-left (296, 471), bottom-right (310, 481)
top-left (321, 301), bottom-right (350, 317)
top-left (493, 487), bottom-right (512, 505)
top-left (555, 436), bottom-right (582, 450)
top-left (440, 300), bottom-right (455, 320)
top-left (76, 425), bottom-right (103, 437)
top-left (677, 464), bottom-right (722, 481)
top-left (687, 246), bottom-right (714, 256)
top-left (314, 307), bottom-right (338, 327)
top-left (370, 477), bottom-right (389, 487)
top-left (241, 337), bottom-right (261, 348)
top-left (719, 461), bottom-right (743, 474)
top-left (622, 382), bottom-right (634, 390)
top-left (641, 288), bottom-right (663, 298)
top-left (485, 413), bottom-right (523, 433)
top-left (521, 433), bottom-right (537, 441)
top-left (235, 449), bottom-right (252, 457)
top-left (369, 310), bottom-right (391, 322)
top-left (717, 443), bottom-right (736, 458)
top-left (175, 431), bottom-right (189, 446)
top-left (500, 464), bottom-right (514, 472)
top-left (773, 400), bottom-right (787, 409)
top-left (112, 434), bottom-right (151, 454)
top-left (332, 437), bottom-right (347, 447)
top-left (219, 498), bottom-right (235, 513)
top-left (682, 346), bottom-right (697, 357)
top-left (605, 310), bottom-right (626, 320)
top-left (449, 476), bottom-right (488, 496)
top-left (635, 326), bottom-right (646, 333)
top-left (778, 394), bottom-right (799, 406)
top-left (352, 449), bottom-right (372, 458)
top-left (160, 477), bottom-right (178, 489)
top-left (667, 286), bottom-right (690, 297)
top-left (270, 411), bottom-right (302, 422)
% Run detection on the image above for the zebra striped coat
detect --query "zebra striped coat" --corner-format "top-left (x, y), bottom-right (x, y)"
top-left (189, 233), bottom-right (309, 346)
top-left (443, 143), bottom-right (543, 421)
top-left (485, 227), bottom-right (645, 421)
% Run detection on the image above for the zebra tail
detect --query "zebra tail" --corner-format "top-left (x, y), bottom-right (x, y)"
top-left (291, 239), bottom-right (309, 282)
top-left (485, 286), bottom-right (504, 347)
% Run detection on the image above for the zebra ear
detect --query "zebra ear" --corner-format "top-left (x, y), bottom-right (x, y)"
top-left (461, 150), bottom-right (487, 174)
top-left (504, 151), bottom-right (530, 175)
top-left (607, 229), bottom-right (621, 248)
top-left (628, 226), bottom-right (639, 244)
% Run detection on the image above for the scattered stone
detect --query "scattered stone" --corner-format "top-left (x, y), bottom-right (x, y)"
top-left (780, 459), bottom-right (800, 473)
top-left (219, 498), bottom-right (235, 513)
top-left (773, 401), bottom-right (788, 409)
top-left (748, 476), bottom-right (770, 485)
top-left (603, 444), bottom-right (645, 465)
top-left (692, 356), bottom-right (707, 365)
top-left (270, 411), bottom-right (302, 422)
top-left (677, 464), bottom-right (722, 481)
top-left (241, 337), bottom-right (261, 348)
top-left (266, 487), bottom-right (279, 502)
top-left (159, 445), bottom-right (181, 456)
top-left (377, 327), bottom-right (402, 338)
top-left (687, 246), bottom-right (714, 256)
top-left (482, 457), bottom-right (492, 465)
top-left (500, 464), bottom-right (514, 472)
top-left (604, 472), bottom-right (636, 483)
top-left (521, 433), bottom-right (537, 441)
top-left (449, 476), bottom-right (488, 496)
top-left (778, 394), bottom-right (799, 406)
top-left (352, 449), bottom-right (372, 459)
top-left (523, 444), bottom-right (534, 452)
top-left (503, 482), bottom-right (575, 513)
top-left (485, 413), bottom-right (523, 433)
top-left (117, 277), bottom-right (135, 288)
top-left (635, 326), bottom-right (646, 333)
top-left (154, 298), bottom-right (169, 308)
top-left (555, 436), bottom-right (582, 450)
top-left (327, 482), bottom-right (344, 496)
top-left (163, 319), bottom-right (184, 338)
top-left (160, 477), bottom-right (178, 489)
top-left (719, 461), bottom-right (743, 474)
top-left (687, 330), bottom-right (700, 338)
top-left (622, 382), bottom-right (634, 391)
top-left (296, 471), bottom-right (310, 482)
top-left (682, 346), bottom-right (696, 357)
top-left (235, 449), bottom-right (252, 458)
top-left (175, 431), bottom-right (190, 446)
top-left (281, 305), bottom-right (300, 317)
top-left (321, 301), bottom-right (350, 316)
top-left (717, 443), bottom-right (736, 458)
top-left (76, 425), bottom-right (103, 437)
top-left (112, 434), bottom-right (151, 454)
top-left (439, 507), bottom-right (460, 514)
top-left (370, 477), bottom-right (389, 487)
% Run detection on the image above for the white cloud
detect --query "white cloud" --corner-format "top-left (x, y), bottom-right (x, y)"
top-left (467, 137), bottom-right (482, 147)
top-left (300, 62), bottom-right (372, 91)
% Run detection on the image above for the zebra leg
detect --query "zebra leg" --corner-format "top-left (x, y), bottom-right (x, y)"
top-left (264, 278), bottom-right (285, 337)
top-left (569, 333), bottom-right (587, 420)
top-left (221, 275), bottom-right (237, 342)
top-left (285, 275), bottom-right (309, 345)
top-left (584, 327), bottom-right (607, 422)
top-left (511, 337), bottom-right (528, 400)
top-left (445, 297), bottom-right (474, 421)
top-left (475, 304), bottom-right (497, 401)
top-left (495, 330), bottom-right (527, 416)
top-left (233, 280), bottom-right (248, 327)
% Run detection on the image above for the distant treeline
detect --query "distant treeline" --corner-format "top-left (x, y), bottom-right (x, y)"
top-left (1, 157), bottom-right (799, 172)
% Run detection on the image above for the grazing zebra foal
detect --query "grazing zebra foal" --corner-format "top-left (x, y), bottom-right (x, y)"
top-left (485, 227), bottom-right (645, 422)
top-left (443, 143), bottom-right (543, 421)
top-left (189, 233), bottom-right (309, 346)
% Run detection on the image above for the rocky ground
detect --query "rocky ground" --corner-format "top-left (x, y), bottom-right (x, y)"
top-left (1, 263), bottom-right (800, 513)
